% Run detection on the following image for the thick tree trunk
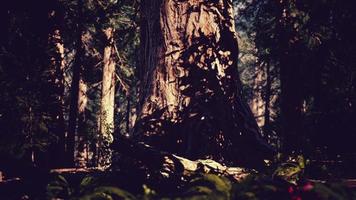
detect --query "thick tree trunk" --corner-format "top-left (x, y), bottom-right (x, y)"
top-left (98, 27), bottom-right (116, 167)
top-left (137, 0), bottom-right (273, 168)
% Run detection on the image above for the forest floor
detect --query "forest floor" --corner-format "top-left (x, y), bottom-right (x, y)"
top-left (1, 140), bottom-right (356, 199)
top-left (1, 157), bottom-right (356, 199)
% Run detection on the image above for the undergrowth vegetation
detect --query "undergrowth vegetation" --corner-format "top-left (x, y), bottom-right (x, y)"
top-left (45, 158), bottom-right (356, 200)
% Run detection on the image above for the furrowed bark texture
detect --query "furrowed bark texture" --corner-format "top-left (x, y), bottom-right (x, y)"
top-left (137, 0), bottom-right (273, 168)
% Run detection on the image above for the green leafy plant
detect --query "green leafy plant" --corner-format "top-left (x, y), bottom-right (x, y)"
top-left (179, 174), bottom-right (232, 200)
top-left (46, 175), bottom-right (73, 198)
top-left (273, 155), bottom-right (306, 184)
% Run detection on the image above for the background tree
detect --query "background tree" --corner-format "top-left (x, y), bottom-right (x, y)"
top-left (237, 0), bottom-right (356, 162)
top-left (0, 0), bottom-right (59, 167)
top-left (47, 0), bottom-right (67, 168)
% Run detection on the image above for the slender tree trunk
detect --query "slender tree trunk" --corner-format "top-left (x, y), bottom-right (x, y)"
top-left (67, 0), bottom-right (84, 167)
top-left (28, 106), bottom-right (35, 164)
top-left (251, 65), bottom-right (265, 128)
top-left (277, 0), bottom-right (303, 154)
top-left (280, 60), bottom-right (303, 154)
top-left (47, 0), bottom-right (67, 167)
top-left (126, 96), bottom-right (130, 135)
top-left (137, 0), bottom-right (273, 168)
top-left (263, 61), bottom-right (271, 136)
top-left (75, 79), bottom-right (88, 167)
top-left (99, 27), bottom-right (116, 167)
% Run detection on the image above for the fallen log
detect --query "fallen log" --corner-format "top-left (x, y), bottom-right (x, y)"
top-left (110, 136), bottom-right (252, 182)
top-left (50, 167), bottom-right (104, 174)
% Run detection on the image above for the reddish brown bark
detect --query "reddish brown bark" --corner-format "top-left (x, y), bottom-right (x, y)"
top-left (136, 0), bottom-right (273, 168)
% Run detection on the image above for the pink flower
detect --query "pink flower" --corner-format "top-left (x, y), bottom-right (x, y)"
top-left (302, 182), bottom-right (314, 191)
top-left (288, 186), bottom-right (294, 193)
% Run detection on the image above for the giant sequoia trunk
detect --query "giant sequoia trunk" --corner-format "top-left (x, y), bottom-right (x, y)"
top-left (137, 0), bottom-right (273, 168)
